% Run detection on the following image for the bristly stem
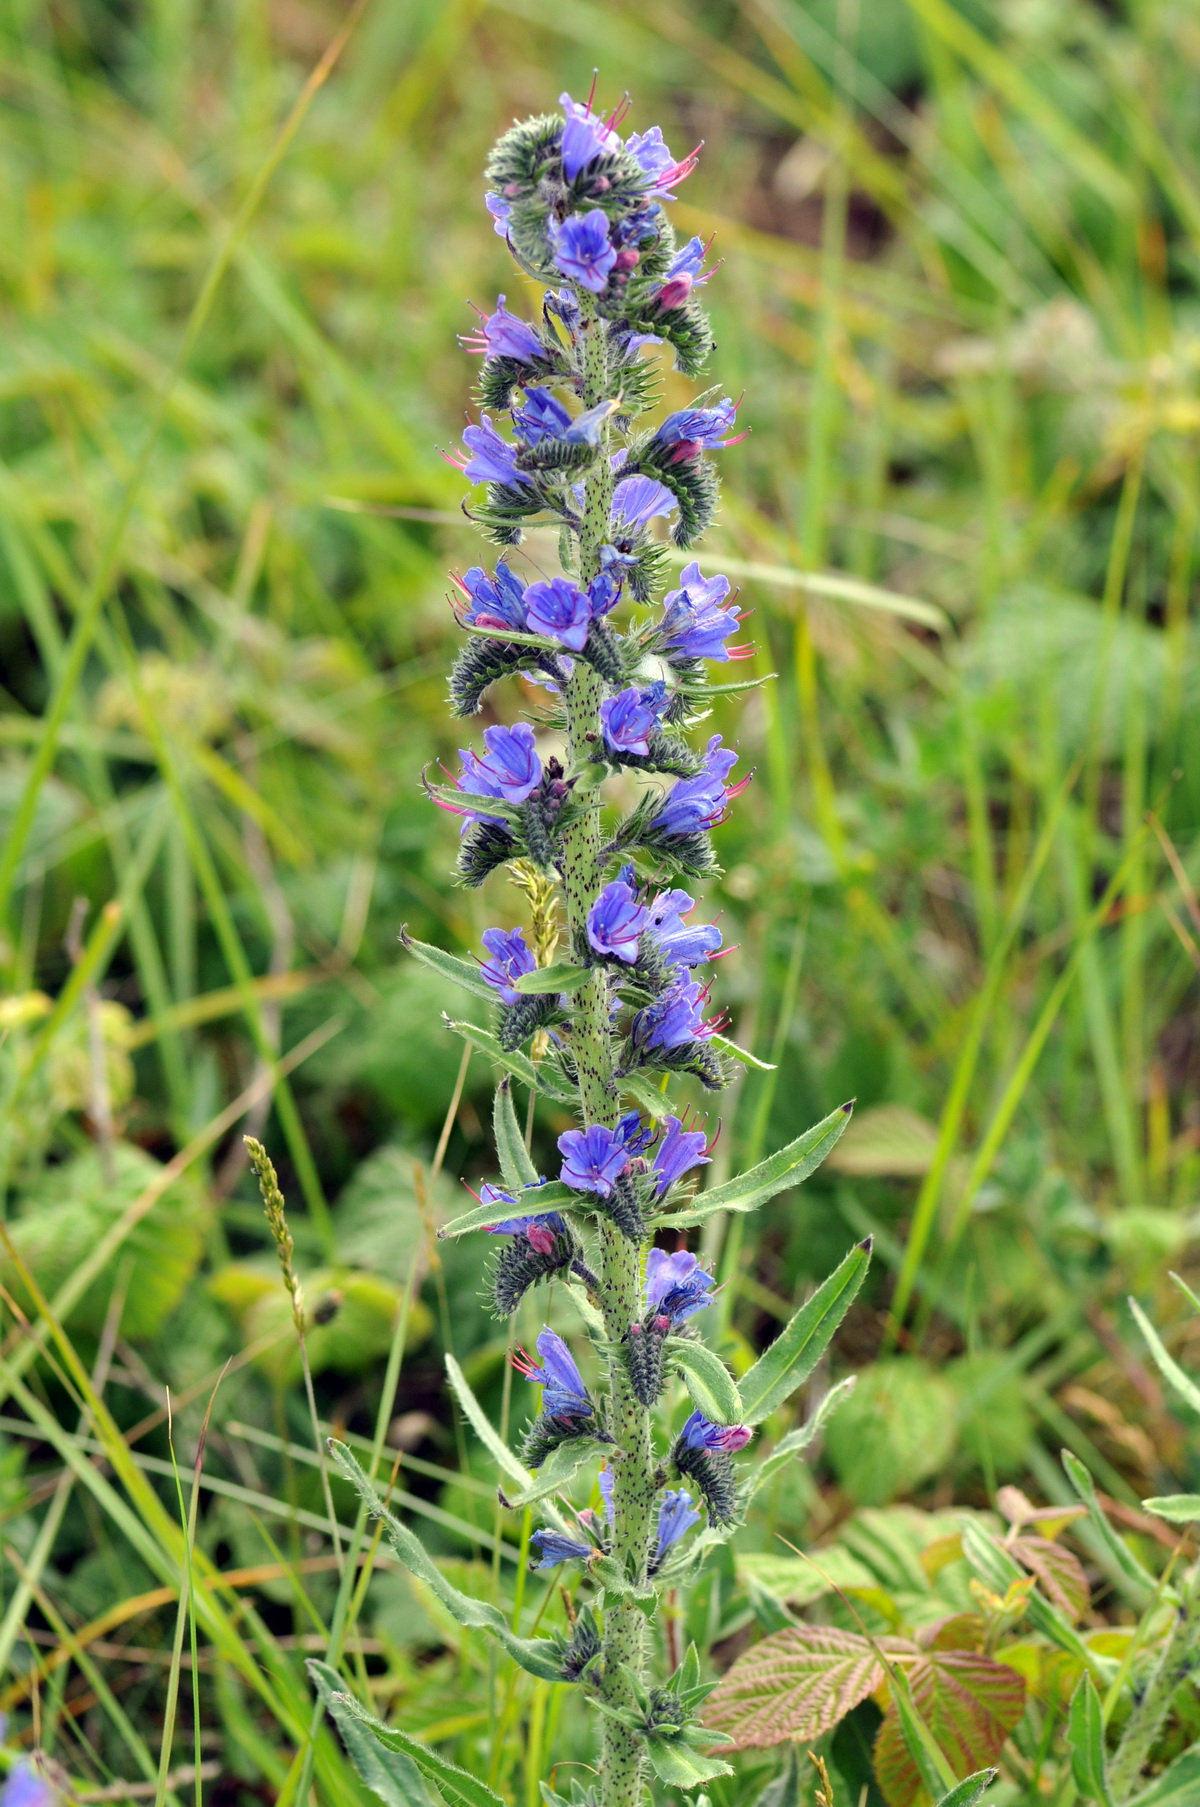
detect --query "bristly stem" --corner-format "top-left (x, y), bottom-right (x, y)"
top-left (566, 295), bottom-right (652, 1807)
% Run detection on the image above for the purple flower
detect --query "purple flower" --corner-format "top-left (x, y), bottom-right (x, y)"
top-left (645, 1246), bottom-right (715, 1323)
top-left (659, 564), bottom-right (748, 662)
top-left (650, 736), bottom-right (743, 836)
top-left (588, 570), bottom-right (621, 617)
top-left (479, 926), bottom-right (537, 1004)
top-left (587, 880), bottom-right (650, 963)
top-left (653, 236), bottom-right (716, 310)
top-left (647, 889), bottom-right (722, 966)
top-left (454, 563), bottom-right (528, 633)
top-left (655, 1488), bottom-right (702, 1558)
top-left (525, 577), bottom-right (592, 652)
top-left (616, 1109), bottom-right (654, 1156)
top-left (599, 682), bottom-right (669, 757)
top-left (630, 973), bottom-right (713, 1053)
top-left (611, 475), bottom-right (678, 533)
top-left (488, 1210), bottom-right (563, 1255)
top-left (657, 398), bottom-right (743, 454)
top-left (0, 1766), bottom-right (55, 1807)
top-left (459, 723), bottom-right (542, 806)
top-left (652, 1117), bottom-right (712, 1197)
top-left (530, 1528), bottom-right (595, 1569)
top-left (598, 1463), bottom-right (615, 1523)
top-left (559, 91), bottom-right (622, 180)
top-left (549, 212), bottom-right (617, 293)
top-left (680, 1409), bottom-right (752, 1454)
top-left (449, 415), bottom-right (532, 488)
top-left (462, 295), bottom-right (545, 364)
top-left (625, 127), bottom-right (700, 199)
top-left (485, 192), bottom-right (511, 237)
top-left (558, 1124), bottom-right (630, 1197)
top-left (514, 387), bottom-right (614, 447)
top-left (512, 1327), bottom-right (592, 1416)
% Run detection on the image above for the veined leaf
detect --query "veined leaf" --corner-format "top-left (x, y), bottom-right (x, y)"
top-left (1067, 1674), bottom-right (1114, 1806)
top-left (439, 1180), bottom-right (579, 1239)
top-left (497, 1438), bottom-right (604, 1509)
top-left (738, 1241), bottom-right (871, 1426)
top-left (326, 1683), bottom-right (505, 1807)
top-left (704, 1624), bottom-right (894, 1748)
top-left (874, 1651), bottom-right (1025, 1807)
top-left (1128, 1297), bottom-right (1200, 1415)
top-left (1127, 1743), bottom-right (1200, 1805)
top-left (400, 929), bottom-right (494, 1004)
top-left (513, 963), bottom-right (591, 995)
top-left (655, 1103), bottom-right (853, 1228)
top-left (934, 1772), bottom-right (999, 1807)
top-left (493, 1079), bottom-right (539, 1191)
top-left (308, 1660), bottom-right (444, 1807)
top-left (327, 1439), bottom-right (562, 1680)
top-left (1142, 1494), bottom-right (1200, 1524)
top-left (667, 1338), bottom-right (743, 1425)
top-left (443, 1019), bottom-right (575, 1102)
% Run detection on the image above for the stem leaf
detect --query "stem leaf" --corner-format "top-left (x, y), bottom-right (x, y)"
top-left (443, 1018), bottom-right (575, 1102)
top-left (308, 1659), bottom-right (445, 1807)
top-left (667, 1338), bottom-right (743, 1425)
top-left (513, 962), bottom-right (592, 995)
top-left (439, 1180), bottom-right (579, 1239)
top-left (738, 1241), bottom-right (872, 1426)
top-left (933, 1774), bottom-right (999, 1807)
top-left (1067, 1674), bottom-right (1114, 1806)
top-left (655, 1103), bottom-right (852, 1228)
top-left (312, 1670), bottom-right (505, 1807)
top-left (711, 1033), bottom-right (776, 1071)
top-left (644, 1737), bottom-right (733, 1788)
top-left (497, 1437), bottom-right (607, 1509)
top-left (493, 1079), bottom-right (539, 1189)
top-left (401, 929), bottom-right (494, 1003)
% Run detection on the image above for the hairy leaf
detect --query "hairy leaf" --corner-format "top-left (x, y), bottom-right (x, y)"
top-left (439, 1179), bottom-right (579, 1240)
top-left (874, 1652), bottom-right (1026, 1807)
top-left (1142, 1494), bottom-right (1200, 1524)
top-left (738, 1240), bottom-right (871, 1425)
top-left (743, 1377), bottom-right (858, 1507)
top-left (655, 1103), bottom-right (852, 1228)
top-left (493, 1079), bottom-right (539, 1190)
top-left (1128, 1297), bottom-right (1200, 1415)
top-left (645, 1736), bottom-right (733, 1788)
top-left (497, 1438), bottom-right (604, 1508)
top-left (703, 1624), bottom-right (899, 1748)
top-left (667, 1338), bottom-right (743, 1425)
top-left (401, 929), bottom-right (495, 1004)
top-left (443, 1019), bottom-right (575, 1102)
top-left (933, 1774), bottom-right (999, 1807)
top-left (1067, 1674), bottom-right (1114, 1806)
top-left (513, 962), bottom-right (592, 995)
top-left (308, 1660), bottom-right (444, 1807)
top-left (1062, 1450), bottom-right (1157, 1598)
top-left (1127, 1742), bottom-right (1200, 1806)
top-left (327, 1683), bottom-right (506, 1807)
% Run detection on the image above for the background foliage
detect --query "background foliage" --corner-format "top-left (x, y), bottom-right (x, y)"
top-left (1, 0), bottom-right (1199, 1801)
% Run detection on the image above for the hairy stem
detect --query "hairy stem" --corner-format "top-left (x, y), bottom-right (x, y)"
top-left (1109, 1571), bottom-right (1200, 1800)
top-left (563, 296), bottom-right (652, 1807)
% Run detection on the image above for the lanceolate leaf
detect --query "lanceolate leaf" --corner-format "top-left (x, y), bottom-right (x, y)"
top-left (327, 1683), bottom-right (506, 1807)
top-left (1128, 1297), bottom-right (1200, 1415)
top-left (744, 1377), bottom-right (858, 1507)
top-left (1067, 1674), bottom-right (1114, 1806)
top-left (934, 1774), bottom-right (999, 1807)
top-left (710, 1033), bottom-right (776, 1071)
top-left (703, 1624), bottom-right (898, 1749)
top-left (738, 1241), bottom-right (872, 1426)
top-left (496, 1438), bottom-right (605, 1508)
top-left (493, 1079), bottom-right (539, 1190)
top-left (656, 1103), bottom-right (853, 1228)
top-left (445, 1354), bottom-right (530, 1489)
top-left (443, 1019), bottom-right (575, 1102)
top-left (873, 1652), bottom-right (1026, 1807)
top-left (1127, 1743), bottom-right (1200, 1806)
top-left (1142, 1494), bottom-right (1200, 1524)
top-left (327, 1439), bottom-right (562, 1681)
top-left (308, 1660), bottom-right (444, 1807)
top-left (513, 962), bottom-right (592, 995)
top-left (400, 928), bottom-right (495, 1004)
top-left (439, 1180), bottom-right (579, 1239)
top-left (1061, 1449), bottom-right (1157, 1599)
top-left (667, 1338), bottom-right (743, 1425)
top-left (422, 777), bottom-right (525, 824)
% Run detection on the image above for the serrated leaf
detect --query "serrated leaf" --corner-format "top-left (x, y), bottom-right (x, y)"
top-left (1141, 1494), bottom-right (1200, 1524)
top-left (934, 1773), bottom-right (998, 1807)
top-left (326, 1683), bottom-right (505, 1807)
top-left (498, 1438), bottom-right (604, 1508)
top-left (439, 1180), bottom-right (579, 1239)
top-left (493, 1079), bottom-right (539, 1190)
top-left (738, 1240), bottom-right (871, 1425)
top-left (703, 1625), bottom-right (892, 1749)
top-left (1067, 1674), bottom-right (1114, 1805)
top-left (513, 962), bottom-right (591, 995)
top-left (655, 1103), bottom-right (852, 1228)
top-left (667, 1338), bottom-right (743, 1425)
top-left (308, 1660), bottom-right (444, 1807)
top-left (873, 1652), bottom-right (1026, 1807)
top-left (644, 1737), bottom-right (733, 1788)
top-left (1127, 1742), bottom-right (1200, 1805)
top-left (327, 1439), bottom-right (563, 1680)
top-left (1128, 1297), bottom-right (1200, 1415)
top-left (443, 1019), bottom-right (575, 1101)
top-left (401, 929), bottom-right (496, 1004)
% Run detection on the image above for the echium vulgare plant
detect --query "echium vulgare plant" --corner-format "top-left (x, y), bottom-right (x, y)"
top-left (325, 87), bottom-right (871, 1807)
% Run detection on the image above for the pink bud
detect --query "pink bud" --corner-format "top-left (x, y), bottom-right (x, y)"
top-left (614, 248), bottom-right (640, 272)
top-left (655, 274), bottom-right (693, 310)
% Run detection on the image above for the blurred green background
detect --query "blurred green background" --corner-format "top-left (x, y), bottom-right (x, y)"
top-left (1, 0), bottom-right (1200, 1795)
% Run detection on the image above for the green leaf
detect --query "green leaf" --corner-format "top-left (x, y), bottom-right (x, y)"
top-left (1128, 1297), bottom-right (1200, 1414)
top-left (742, 1377), bottom-right (857, 1510)
top-left (462, 621), bottom-right (563, 653)
top-left (667, 1339), bottom-right (743, 1425)
top-left (738, 1242), bottom-right (871, 1426)
top-left (422, 777), bottom-right (524, 824)
top-left (400, 929), bottom-right (495, 1004)
top-left (493, 1079), bottom-right (539, 1190)
top-left (439, 1180), bottom-right (579, 1239)
top-left (1061, 1449), bottom-right (1157, 1598)
top-left (934, 1773), bottom-right (999, 1807)
top-left (710, 1033), bottom-right (776, 1071)
top-left (444, 1354), bottom-right (530, 1490)
top-left (1127, 1743), bottom-right (1200, 1806)
top-left (1141, 1495), bottom-right (1200, 1524)
top-left (443, 1019), bottom-right (575, 1102)
top-left (1068, 1674), bottom-right (1114, 1805)
top-left (655, 1103), bottom-right (852, 1228)
top-left (324, 1682), bottom-right (506, 1807)
top-left (876, 1652), bottom-right (1024, 1807)
top-left (736, 1546), bottom-right (878, 1610)
top-left (644, 1737), bottom-right (733, 1788)
top-left (308, 1660), bottom-right (444, 1807)
top-left (513, 963), bottom-right (591, 995)
top-left (619, 1069), bottom-right (674, 1119)
top-left (497, 1438), bottom-right (604, 1509)
top-left (327, 1439), bottom-right (563, 1680)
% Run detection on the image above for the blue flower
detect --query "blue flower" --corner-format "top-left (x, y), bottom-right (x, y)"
top-left (679, 1409), bottom-right (752, 1453)
top-left (647, 888), bottom-right (722, 966)
top-left (558, 1124), bottom-right (630, 1197)
top-left (449, 415), bottom-right (532, 487)
top-left (459, 723), bottom-right (543, 806)
top-left (514, 387), bottom-right (614, 447)
top-left (524, 577), bottom-right (593, 652)
top-left (625, 126), bottom-right (700, 199)
top-left (630, 973), bottom-right (713, 1053)
top-left (616, 1109), bottom-right (654, 1156)
top-left (657, 398), bottom-right (742, 452)
top-left (559, 91), bottom-right (622, 180)
top-left (659, 564), bottom-right (748, 662)
top-left (654, 1487), bottom-right (702, 1558)
top-left (485, 192), bottom-right (511, 237)
top-left (513, 1327), bottom-right (593, 1416)
top-left (587, 879), bottom-right (650, 963)
top-left (599, 682), bottom-right (669, 757)
top-left (645, 1246), bottom-right (714, 1321)
top-left (530, 1528), bottom-right (595, 1569)
top-left (462, 295), bottom-right (546, 364)
top-left (549, 212), bottom-right (617, 292)
top-left (486, 1207), bottom-right (565, 1255)
top-left (611, 475), bottom-right (677, 533)
top-left (651, 1118), bottom-right (712, 1197)
top-left (598, 1463), bottom-right (615, 1523)
top-left (454, 563), bottom-right (529, 633)
top-left (649, 735), bottom-right (743, 835)
top-left (479, 926), bottom-right (537, 1004)
top-left (0, 1766), bottom-right (56, 1807)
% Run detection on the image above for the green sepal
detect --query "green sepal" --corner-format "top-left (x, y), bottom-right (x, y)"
top-left (654, 1103), bottom-right (853, 1228)
top-left (327, 1439), bottom-right (563, 1680)
top-left (666, 1338), bottom-right (743, 1426)
top-left (401, 928), bottom-right (495, 1004)
top-left (494, 1078), bottom-right (540, 1190)
top-left (738, 1240), bottom-right (871, 1425)
top-left (443, 1018), bottom-right (576, 1102)
top-left (514, 963), bottom-right (593, 995)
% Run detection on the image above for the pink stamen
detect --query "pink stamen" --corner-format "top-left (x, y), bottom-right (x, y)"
top-left (510, 1347), bottom-right (541, 1380)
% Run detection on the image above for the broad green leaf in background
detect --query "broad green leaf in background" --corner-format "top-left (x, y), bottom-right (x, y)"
top-left (1067, 1675), bottom-right (1114, 1806)
top-left (308, 1660), bottom-right (445, 1807)
top-left (655, 1103), bottom-right (853, 1227)
top-left (703, 1624), bottom-right (895, 1748)
top-left (825, 1357), bottom-right (958, 1505)
top-left (667, 1337), bottom-right (743, 1425)
top-left (738, 1240), bottom-right (871, 1425)
top-left (735, 1546), bottom-right (878, 1609)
